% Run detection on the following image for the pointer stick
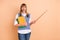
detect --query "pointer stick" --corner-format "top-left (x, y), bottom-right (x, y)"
top-left (34, 10), bottom-right (47, 22)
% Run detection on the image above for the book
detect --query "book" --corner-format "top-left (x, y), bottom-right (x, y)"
top-left (18, 16), bottom-right (26, 24)
top-left (18, 16), bottom-right (26, 28)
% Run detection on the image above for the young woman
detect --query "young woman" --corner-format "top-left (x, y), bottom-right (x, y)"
top-left (14, 3), bottom-right (36, 40)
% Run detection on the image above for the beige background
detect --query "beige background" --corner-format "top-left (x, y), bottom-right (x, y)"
top-left (0, 0), bottom-right (59, 40)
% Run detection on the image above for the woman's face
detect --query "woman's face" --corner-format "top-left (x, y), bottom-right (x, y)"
top-left (21, 6), bottom-right (27, 12)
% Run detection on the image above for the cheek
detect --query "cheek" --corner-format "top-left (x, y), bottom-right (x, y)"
top-left (22, 8), bottom-right (24, 10)
top-left (23, 7), bottom-right (26, 10)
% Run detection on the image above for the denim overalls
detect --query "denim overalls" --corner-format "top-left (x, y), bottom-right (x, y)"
top-left (17, 13), bottom-right (31, 40)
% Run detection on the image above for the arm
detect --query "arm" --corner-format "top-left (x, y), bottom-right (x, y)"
top-left (29, 14), bottom-right (36, 26)
top-left (14, 18), bottom-right (27, 27)
top-left (30, 10), bottom-right (47, 26)
top-left (30, 20), bottom-right (36, 26)
top-left (14, 22), bottom-right (27, 27)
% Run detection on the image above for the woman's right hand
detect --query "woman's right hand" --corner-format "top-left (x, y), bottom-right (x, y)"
top-left (21, 22), bottom-right (27, 26)
top-left (15, 22), bottom-right (27, 27)
top-left (15, 23), bottom-right (27, 26)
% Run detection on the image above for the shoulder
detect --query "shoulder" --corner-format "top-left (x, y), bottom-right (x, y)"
top-left (28, 13), bottom-right (30, 15)
top-left (16, 13), bottom-right (21, 16)
top-left (15, 13), bottom-right (19, 18)
top-left (26, 13), bottom-right (31, 17)
top-left (27, 13), bottom-right (31, 16)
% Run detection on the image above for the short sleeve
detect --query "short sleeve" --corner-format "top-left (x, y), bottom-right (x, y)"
top-left (14, 13), bottom-right (18, 26)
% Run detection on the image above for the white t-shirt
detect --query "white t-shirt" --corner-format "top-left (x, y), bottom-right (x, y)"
top-left (14, 13), bottom-right (31, 34)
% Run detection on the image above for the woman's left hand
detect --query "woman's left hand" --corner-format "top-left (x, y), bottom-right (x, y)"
top-left (32, 20), bottom-right (36, 24)
top-left (30, 20), bottom-right (36, 25)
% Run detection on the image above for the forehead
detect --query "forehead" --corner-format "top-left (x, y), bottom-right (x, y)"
top-left (22, 6), bottom-right (26, 7)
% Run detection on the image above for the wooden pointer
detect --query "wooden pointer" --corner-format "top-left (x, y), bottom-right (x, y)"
top-left (34, 10), bottom-right (47, 23)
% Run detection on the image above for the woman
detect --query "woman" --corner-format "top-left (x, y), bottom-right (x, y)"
top-left (14, 3), bottom-right (36, 40)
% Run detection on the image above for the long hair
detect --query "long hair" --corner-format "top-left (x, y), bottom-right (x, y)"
top-left (19, 3), bottom-right (29, 17)
top-left (20, 3), bottom-right (28, 16)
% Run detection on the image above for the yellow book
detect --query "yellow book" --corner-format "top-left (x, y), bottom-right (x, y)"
top-left (18, 16), bottom-right (26, 24)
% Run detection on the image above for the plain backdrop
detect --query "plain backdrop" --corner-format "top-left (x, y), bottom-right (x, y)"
top-left (0, 0), bottom-right (60, 40)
